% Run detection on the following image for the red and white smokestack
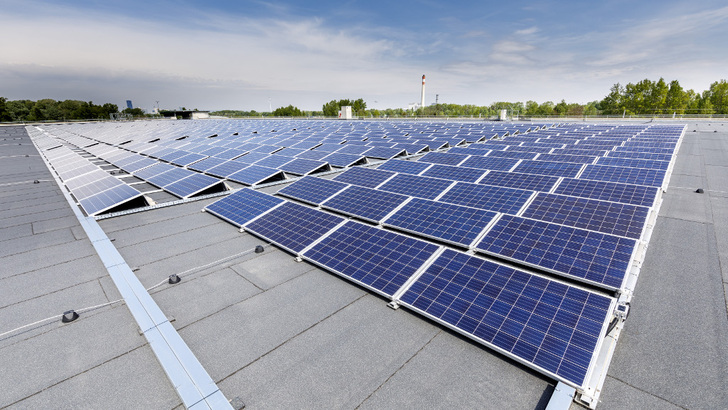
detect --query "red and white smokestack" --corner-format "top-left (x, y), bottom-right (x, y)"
top-left (420, 75), bottom-right (426, 109)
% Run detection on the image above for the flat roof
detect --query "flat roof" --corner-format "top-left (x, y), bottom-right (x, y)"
top-left (1, 120), bottom-right (726, 409)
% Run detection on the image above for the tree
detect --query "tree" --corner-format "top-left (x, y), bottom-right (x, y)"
top-left (272, 105), bottom-right (304, 116)
top-left (122, 107), bottom-right (145, 117)
top-left (708, 79), bottom-right (728, 114)
top-left (0, 97), bottom-right (10, 122)
top-left (665, 80), bottom-right (688, 114)
top-left (322, 98), bottom-right (367, 116)
top-left (599, 83), bottom-right (624, 115)
top-left (553, 100), bottom-right (568, 116)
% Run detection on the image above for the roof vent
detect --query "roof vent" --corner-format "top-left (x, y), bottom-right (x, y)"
top-left (61, 310), bottom-right (79, 323)
top-left (255, 245), bottom-right (265, 254)
top-left (168, 274), bottom-right (181, 284)
top-left (696, 188), bottom-right (705, 194)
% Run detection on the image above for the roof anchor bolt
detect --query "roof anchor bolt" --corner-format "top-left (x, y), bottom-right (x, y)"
top-left (61, 310), bottom-right (79, 323)
top-left (695, 188), bottom-right (705, 194)
top-left (168, 274), bottom-right (181, 284)
top-left (33, 180), bottom-right (40, 184)
top-left (255, 245), bottom-right (265, 254)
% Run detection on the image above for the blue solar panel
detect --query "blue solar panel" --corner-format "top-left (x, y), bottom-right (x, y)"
top-left (400, 248), bottom-right (614, 388)
top-left (227, 165), bottom-right (284, 185)
top-left (376, 159), bottom-right (431, 175)
top-left (478, 170), bottom-right (559, 192)
top-left (171, 152), bottom-right (208, 167)
top-left (188, 157), bottom-right (227, 172)
top-left (419, 164), bottom-right (485, 183)
top-left (377, 173), bottom-right (453, 200)
top-left (439, 182), bottom-right (534, 214)
top-left (302, 220), bottom-right (440, 297)
top-left (332, 167), bottom-right (394, 188)
top-left (255, 155), bottom-right (294, 168)
top-left (277, 176), bottom-right (348, 205)
top-left (596, 157), bottom-right (670, 171)
top-left (605, 151), bottom-right (672, 162)
top-left (146, 168), bottom-right (195, 188)
top-left (205, 188), bottom-right (284, 227)
top-left (580, 165), bottom-right (666, 187)
top-left (164, 173), bottom-right (221, 198)
top-left (78, 184), bottom-right (142, 216)
top-left (554, 178), bottom-right (659, 207)
top-left (122, 157), bottom-right (157, 173)
top-left (213, 148), bottom-right (248, 160)
top-left (521, 193), bottom-right (649, 239)
top-left (133, 163), bottom-right (176, 180)
top-left (362, 146), bottom-right (406, 159)
top-left (536, 153), bottom-right (597, 164)
top-left (322, 185), bottom-right (409, 223)
top-left (234, 152), bottom-right (270, 164)
top-left (336, 145), bottom-right (371, 155)
top-left (418, 152), bottom-right (468, 166)
top-left (206, 160), bottom-right (249, 178)
top-left (485, 150), bottom-right (539, 160)
top-left (512, 160), bottom-right (584, 178)
top-left (459, 156), bottom-right (520, 171)
top-left (246, 202), bottom-right (344, 254)
top-left (321, 152), bottom-right (365, 167)
top-left (296, 150), bottom-right (330, 160)
top-left (447, 147), bottom-right (492, 156)
top-left (278, 158), bottom-right (329, 175)
top-left (476, 215), bottom-right (636, 289)
top-left (384, 198), bottom-right (498, 247)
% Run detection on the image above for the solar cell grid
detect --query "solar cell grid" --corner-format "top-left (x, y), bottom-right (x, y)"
top-left (418, 152), bottom-right (469, 166)
top-left (322, 185), bottom-right (408, 223)
top-left (188, 156), bottom-right (227, 172)
top-left (254, 155), bottom-right (294, 169)
top-left (554, 178), bottom-right (659, 207)
top-left (383, 198), bottom-right (498, 246)
top-left (580, 165), bottom-right (666, 187)
top-left (320, 152), bottom-right (366, 167)
top-left (438, 182), bottom-right (534, 214)
top-left (227, 165), bottom-right (284, 185)
top-left (78, 184), bottom-right (141, 216)
top-left (205, 160), bottom-right (249, 178)
top-left (596, 157), bottom-right (670, 171)
top-left (276, 176), bottom-right (348, 205)
top-left (459, 155), bottom-right (521, 171)
top-left (164, 173), bottom-right (221, 198)
top-left (400, 249), bottom-right (614, 387)
top-left (485, 150), bottom-right (539, 160)
top-left (332, 166), bottom-right (394, 188)
top-left (362, 146), bottom-right (406, 159)
top-left (476, 214), bottom-right (636, 289)
top-left (478, 170), bottom-right (559, 192)
top-left (278, 158), bottom-right (329, 175)
top-left (512, 160), bottom-right (584, 178)
top-left (302, 220), bottom-right (441, 297)
top-left (377, 173), bottom-right (453, 200)
top-left (376, 159), bottom-right (431, 175)
top-left (146, 168), bottom-right (195, 188)
top-left (420, 164), bottom-right (486, 183)
top-left (246, 202), bottom-right (344, 254)
top-left (521, 193), bottom-right (649, 239)
top-left (205, 188), bottom-right (284, 227)
top-left (535, 153), bottom-right (597, 164)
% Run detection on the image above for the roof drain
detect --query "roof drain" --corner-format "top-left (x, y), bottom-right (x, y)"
top-left (61, 310), bottom-right (79, 323)
top-left (255, 245), bottom-right (265, 253)
top-left (168, 274), bottom-right (182, 284)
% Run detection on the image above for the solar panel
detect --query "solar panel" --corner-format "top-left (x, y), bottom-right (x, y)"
top-left (78, 184), bottom-right (143, 216)
top-left (447, 147), bottom-right (492, 156)
top-left (278, 158), bottom-right (329, 175)
top-left (122, 157), bottom-right (158, 173)
top-left (322, 185), bottom-right (409, 223)
top-left (234, 152), bottom-right (270, 164)
top-left (605, 151), bottom-right (672, 162)
top-left (332, 167), bottom-right (395, 188)
top-left (486, 150), bottom-right (539, 160)
top-left (302, 220), bottom-right (441, 297)
top-left (164, 173), bottom-right (222, 198)
top-left (595, 157), bottom-right (670, 171)
top-left (146, 168), bottom-right (195, 188)
top-left (335, 144), bottom-right (371, 155)
top-left (205, 160), bottom-right (249, 178)
top-left (579, 165), bottom-right (666, 187)
top-left (361, 146), bottom-right (406, 159)
top-left (399, 248), bottom-right (614, 388)
top-left (521, 193), bottom-right (649, 239)
top-left (227, 165), bottom-right (285, 185)
top-left (535, 153), bottom-right (597, 164)
top-left (459, 156), bottom-right (520, 171)
top-left (170, 152), bottom-right (208, 167)
top-left (188, 156), bottom-right (228, 172)
top-left (245, 202), bottom-right (344, 254)
top-left (438, 182), bottom-right (534, 214)
top-left (476, 215), bottom-right (636, 289)
top-left (376, 159), bottom-right (431, 175)
top-left (212, 148), bottom-right (248, 160)
top-left (377, 173), bottom-right (453, 200)
top-left (478, 170), bottom-right (559, 192)
top-left (419, 164), bottom-right (486, 183)
top-left (418, 152), bottom-right (468, 166)
top-left (512, 160), bottom-right (584, 178)
top-left (320, 152), bottom-right (366, 167)
top-left (276, 176), bottom-right (348, 205)
top-left (383, 198), bottom-right (498, 247)
top-left (296, 150), bottom-right (330, 161)
top-left (205, 188), bottom-right (283, 227)
top-left (254, 155), bottom-right (294, 169)
top-left (554, 178), bottom-right (659, 207)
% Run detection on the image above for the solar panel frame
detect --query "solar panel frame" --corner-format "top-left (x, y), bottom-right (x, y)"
top-left (302, 220), bottom-right (441, 297)
top-left (459, 156), bottom-right (521, 171)
top-left (276, 176), bottom-right (349, 205)
top-left (164, 173), bottom-right (222, 198)
top-left (553, 178), bottom-right (660, 207)
top-left (579, 165), bottom-right (666, 187)
top-left (478, 170), bottom-right (560, 192)
top-left (245, 202), bottom-right (345, 254)
top-left (227, 165), bottom-right (285, 186)
top-left (331, 167), bottom-right (395, 188)
top-left (399, 248), bottom-right (615, 389)
top-left (419, 164), bottom-right (487, 183)
top-left (475, 214), bottom-right (637, 290)
top-left (321, 185), bottom-right (409, 223)
top-left (438, 182), bottom-right (535, 214)
top-left (377, 173), bottom-right (454, 200)
top-left (383, 198), bottom-right (499, 247)
top-left (376, 159), bottom-right (432, 175)
top-left (278, 158), bottom-right (330, 175)
top-left (512, 160), bottom-right (584, 178)
top-left (204, 188), bottom-right (284, 228)
top-left (418, 152), bottom-right (469, 166)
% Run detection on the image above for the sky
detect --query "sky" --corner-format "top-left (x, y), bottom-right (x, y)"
top-left (1, 0), bottom-right (727, 112)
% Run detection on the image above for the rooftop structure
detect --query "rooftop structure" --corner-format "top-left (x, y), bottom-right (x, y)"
top-left (1, 119), bottom-right (726, 409)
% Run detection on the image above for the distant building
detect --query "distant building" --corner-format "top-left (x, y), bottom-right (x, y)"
top-left (159, 110), bottom-right (210, 120)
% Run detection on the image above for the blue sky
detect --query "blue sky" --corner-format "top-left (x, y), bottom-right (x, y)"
top-left (1, 0), bottom-right (727, 112)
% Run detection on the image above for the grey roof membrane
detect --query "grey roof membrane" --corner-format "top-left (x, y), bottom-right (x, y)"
top-left (1, 121), bottom-right (727, 409)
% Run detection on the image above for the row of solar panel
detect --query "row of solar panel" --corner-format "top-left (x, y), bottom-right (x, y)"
top-left (203, 188), bottom-right (616, 389)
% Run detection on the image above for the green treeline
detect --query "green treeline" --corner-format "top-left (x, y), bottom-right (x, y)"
top-left (3, 78), bottom-right (727, 121)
